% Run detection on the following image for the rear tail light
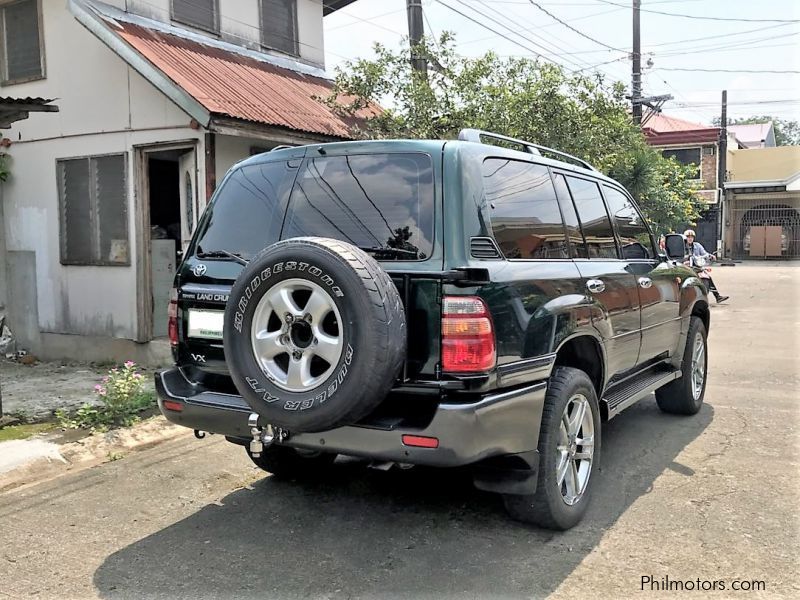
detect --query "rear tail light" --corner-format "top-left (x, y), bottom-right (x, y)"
top-left (163, 400), bottom-right (183, 412)
top-left (441, 296), bottom-right (496, 373)
top-left (168, 288), bottom-right (178, 346)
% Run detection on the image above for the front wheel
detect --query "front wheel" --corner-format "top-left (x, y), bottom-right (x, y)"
top-left (246, 445), bottom-right (337, 479)
top-left (656, 316), bottom-right (707, 415)
top-left (503, 367), bottom-right (601, 530)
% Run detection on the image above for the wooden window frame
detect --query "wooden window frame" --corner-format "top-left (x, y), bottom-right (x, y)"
top-left (170, 0), bottom-right (220, 36)
top-left (259, 0), bottom-right (299, 57)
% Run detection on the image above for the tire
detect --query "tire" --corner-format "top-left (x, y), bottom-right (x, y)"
top-left (224, 237), bottom-right (406, 433)
top-left (503, 367), bottom-right (601, 530)
top-left (246, 445), bottom-right (336, 479)
top-left (655, 316), bottom-right (707, 415)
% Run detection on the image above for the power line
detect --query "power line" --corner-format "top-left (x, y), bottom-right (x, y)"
top-left (643, 22), bottom-right (797, 49)
top-left (593, 0), bottom-right (800, 23)
top-left (659, 68), bottom-right (800, 74)
top-left (525, 0), bottom-right (626, 51)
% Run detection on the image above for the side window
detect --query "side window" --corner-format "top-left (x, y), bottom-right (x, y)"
top-left (552, 173), bottom-right (588, 259)
top-left (58, 154), bottom-right (128, 266)
top-left (172, 0), bottom-right (218, 34)
top-left (482, 159), bottom-right (568, 259)
top-left (261, 0), bottom-right (298, 56)
top-left (1, 0), bottom-right (44, 85)
top-left (565, 176), bottom-right (618, 259)
top-left (603, 186), bottom-right (655, 260)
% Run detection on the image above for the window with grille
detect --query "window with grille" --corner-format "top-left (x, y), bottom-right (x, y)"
top-left (1, 0), bottom-right (44, 85)
top-left (58, 154), bottom-right (129, 266)
top-left (171, 0), bottom-right (218, 34)
top-left (261, 0), bottom-right (298, 56)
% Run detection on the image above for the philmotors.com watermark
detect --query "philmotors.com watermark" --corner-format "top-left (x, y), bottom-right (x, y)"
top-left (641, 575), bottom-right (766, 592)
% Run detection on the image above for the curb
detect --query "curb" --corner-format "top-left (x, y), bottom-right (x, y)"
top-left (0, 416), bottom-right (191, 493)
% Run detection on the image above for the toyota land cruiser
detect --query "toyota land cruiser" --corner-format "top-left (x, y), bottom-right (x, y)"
top-left (157, 129), bottom-right (709, 530)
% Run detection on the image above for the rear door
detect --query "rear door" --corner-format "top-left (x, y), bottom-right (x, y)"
top-left (559, 174), bottom-right (642, 378)
top-left (602, 184), bottom-right (680, 363)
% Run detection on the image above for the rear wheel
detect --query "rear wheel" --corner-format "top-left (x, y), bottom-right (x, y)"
top-left (503, 367), bottom-right (600, 530)
top-left (246, 445), bottom-right (337, 479)
top-left (656, 316), bottom-right (707, 415)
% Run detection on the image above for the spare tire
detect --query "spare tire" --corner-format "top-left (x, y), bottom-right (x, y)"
top-left (223, 237), bottom-right (406, 432)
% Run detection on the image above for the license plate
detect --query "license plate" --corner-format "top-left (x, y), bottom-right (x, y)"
top-left (187, 309), bottom-right (224, 340)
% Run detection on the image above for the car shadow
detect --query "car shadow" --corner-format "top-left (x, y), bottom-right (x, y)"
top-left (94, 398), bottom-right (712, 599)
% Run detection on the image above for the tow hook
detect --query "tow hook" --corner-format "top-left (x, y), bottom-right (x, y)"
top-left (248, 413), bottom-right (281, 458)
top-left (194, 430), bottom-right (206, 439)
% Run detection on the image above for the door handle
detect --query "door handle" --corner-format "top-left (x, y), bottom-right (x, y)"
top-left (638, 277), bottom-right (653, 289)
top-left (586, 279), bottom-right (605, 294)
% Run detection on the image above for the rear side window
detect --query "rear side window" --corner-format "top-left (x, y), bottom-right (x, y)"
top-left (192, 160), bottom-right (295, 260)
top-left (602, 186), bottom-right (655, 260)
top-left (552, 173), bottom-right (588, 259)
top-left (565, 176), bottom-right (618, 259)
top-left (482, 159), bottom-right (568, 259)
top-left (282, 153), bottom-right (434, 259)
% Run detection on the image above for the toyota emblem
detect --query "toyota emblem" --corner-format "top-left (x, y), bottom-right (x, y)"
top-left (192, 263), bottom-right (207, 277)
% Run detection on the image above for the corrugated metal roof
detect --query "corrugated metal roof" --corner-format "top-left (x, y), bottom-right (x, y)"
top-left (0, 97), bottom-right (55, 105)
top-left (643, 113), bottom-right (720, 146)
top-left (111, 21), bottom-right (377, 139)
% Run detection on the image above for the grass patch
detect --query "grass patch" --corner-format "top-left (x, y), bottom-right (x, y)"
top-left (0, 422), bottom-right (57, 442)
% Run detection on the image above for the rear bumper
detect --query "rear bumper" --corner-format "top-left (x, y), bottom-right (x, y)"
top-left (156, 368), bottom-right (547, 468)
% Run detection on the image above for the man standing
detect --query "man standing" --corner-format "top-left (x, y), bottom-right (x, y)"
top-left (684, 229), bottom-right (729, 303)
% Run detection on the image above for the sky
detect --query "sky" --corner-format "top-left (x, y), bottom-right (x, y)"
top-left (322, 0), bottom-right (800, 127)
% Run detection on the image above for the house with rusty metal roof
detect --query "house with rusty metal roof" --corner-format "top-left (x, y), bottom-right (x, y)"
top-left (0, 0), bottom-right (366, 364)
top-left (642, 113), bottom-right (744, 255)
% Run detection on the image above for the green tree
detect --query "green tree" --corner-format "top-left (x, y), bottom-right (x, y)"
top-left (327, 35), bottom-right (700, 234)
top-left (714, 115), bottom-right (800, 146)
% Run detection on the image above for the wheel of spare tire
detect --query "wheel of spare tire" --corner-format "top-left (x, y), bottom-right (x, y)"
top-left (223, 237), bottom-right (406, 433)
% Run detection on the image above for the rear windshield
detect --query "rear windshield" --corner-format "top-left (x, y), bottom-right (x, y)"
top-left (192, 152), bottom-right (435, 261)
top-left (282, 153), bottom-right (434, 259)
top-left (191, 160), bottom-right (294, 260)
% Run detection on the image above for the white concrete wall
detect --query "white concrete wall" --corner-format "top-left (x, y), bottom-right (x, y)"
top-left (1, 0), bottom-right (202, 342)
top-left (297, 0), bottom-right (324, 66)
top-left (214, 134), bottom-right (285, 184)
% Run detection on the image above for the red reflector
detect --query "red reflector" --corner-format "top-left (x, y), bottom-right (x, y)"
top-left (163, 400), bottom-right (183, 412)
top-left (402, 435), bottom-right (439, 448)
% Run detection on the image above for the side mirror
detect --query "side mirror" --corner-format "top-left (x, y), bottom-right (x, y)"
top-left (664, 234), bottom-right (685, 260)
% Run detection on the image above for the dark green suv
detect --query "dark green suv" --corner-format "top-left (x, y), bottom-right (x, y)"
top-left (157, 129), bottom-right (709, 530)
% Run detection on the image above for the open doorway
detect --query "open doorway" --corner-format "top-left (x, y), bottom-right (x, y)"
top-left (135, 143), bottom-right (198, 341)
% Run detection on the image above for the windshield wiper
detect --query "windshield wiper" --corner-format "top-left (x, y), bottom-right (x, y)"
top-left (358, 246), bottom-right (421, 259)
top-left (195, 248), bottom-right (249, 266)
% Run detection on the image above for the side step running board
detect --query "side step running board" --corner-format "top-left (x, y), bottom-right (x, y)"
top-left (602, 367), bottom-right (681, 419)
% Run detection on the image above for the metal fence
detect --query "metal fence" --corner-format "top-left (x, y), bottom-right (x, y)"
top-left (728, 200), bottom-right (800, 259)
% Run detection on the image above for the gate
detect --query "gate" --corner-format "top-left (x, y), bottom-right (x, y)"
top-left (729, 200), bottom-right (800, 259)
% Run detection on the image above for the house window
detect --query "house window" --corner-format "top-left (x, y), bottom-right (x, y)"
top-left (0, 0), bottom-right (44, 85)
top-left (171, 0), bottom-right (218, 34)
top-left (261, 0), bottom-right (298, 56)
top-left (661, 147), bottom-right (701, 180)
top-left (58, 154), bottom-right (129, 266)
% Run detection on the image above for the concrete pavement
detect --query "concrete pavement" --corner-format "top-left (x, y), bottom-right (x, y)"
top-left (0, 262), bottom-right (797, 599)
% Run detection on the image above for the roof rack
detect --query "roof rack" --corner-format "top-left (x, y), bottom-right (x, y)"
top-left (457, 128), bottom-right (597, 172)
top-left (269, 144), bottom-right (295, 152)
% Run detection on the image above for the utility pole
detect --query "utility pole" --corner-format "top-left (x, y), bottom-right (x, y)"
top-left (718, 89), bottom-right (728, 256)
top-left (632, 0), bottom-right (642, 125)
top-left (406, 0), bottom-right (427, 78)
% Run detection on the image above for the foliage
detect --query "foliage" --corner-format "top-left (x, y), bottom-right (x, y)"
top-left (0, 422), bottom-right (56, 442)
top-left (56, 361), bottom-right (155, 432)
top-left (0, 153), bottom-right (9, 182)
top-left (326, 34), bottom-right (701, 233)
top-left (713, 115), bottom-right (800, 146)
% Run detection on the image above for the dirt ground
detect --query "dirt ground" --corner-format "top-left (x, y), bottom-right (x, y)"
top-left (0, 262), bottom-right (798, 599)
top-left (0, 359), bottom-right (155, 420)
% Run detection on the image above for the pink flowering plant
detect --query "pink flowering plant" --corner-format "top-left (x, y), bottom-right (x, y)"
top-left (57, 361), bottom-right (155, 431)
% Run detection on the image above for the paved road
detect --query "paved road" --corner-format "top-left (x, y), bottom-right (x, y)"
top-left (1, 263), bottom-right (798, 599)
